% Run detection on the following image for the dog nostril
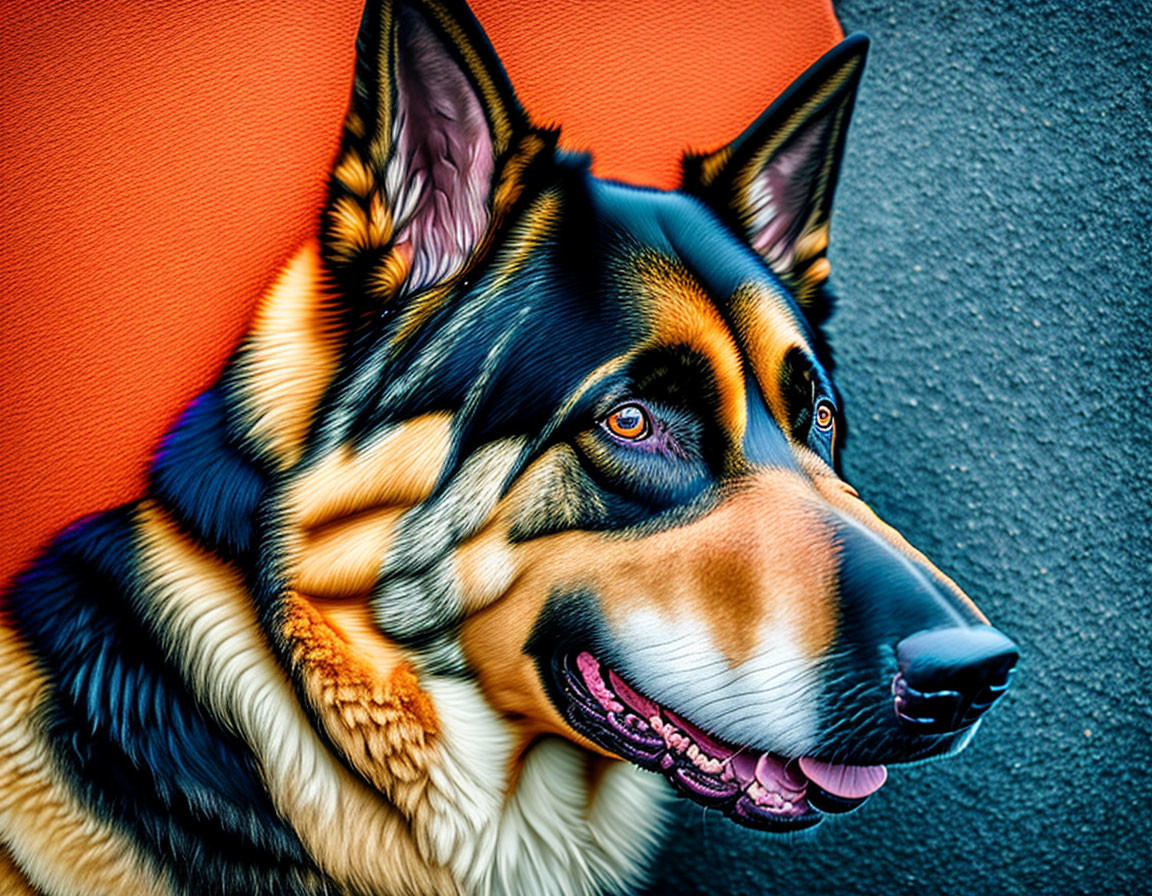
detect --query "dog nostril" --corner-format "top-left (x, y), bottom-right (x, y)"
top-left (893, 626), bottom-right (1019, 734)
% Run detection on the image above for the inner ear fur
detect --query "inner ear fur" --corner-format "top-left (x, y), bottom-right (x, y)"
top-left (322, 0), bottom-right (556, 306)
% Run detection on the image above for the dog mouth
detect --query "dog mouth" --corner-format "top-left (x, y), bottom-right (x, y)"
top-left (553, 651), bottom-right (888, 831)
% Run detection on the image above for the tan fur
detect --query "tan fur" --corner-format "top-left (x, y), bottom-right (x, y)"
top-left (800, 256), bottom-right (832, 290)
top-left (236, 241), bottom-right (345, 469)
top-left (294, 506), bottom-right (409, 598)
top-left (587, 473), bottom-right (839, 666)
top-left (333, 151), bottom-right (376, 199)
top-left (281, 593), bottom-right (440, 801)
top-left (452, 448), bottom-right (632, 756)
top-left (458, 588), bottom-right (607, 759)
top-left (0, 626), bottom-right (170, 896)
top-left (133, 503), bottom-right (459, 896)
top-left (1, 842), bottom-right (39, 896)
top-left (327, 194), bottom-right (393, 261)
top-left (287, 413), bottom-right (452, 531)
top-left (728, 279), bottom-right (811, 429)
top-left (793, 223), bottom-right (830, 262)
top-left (370, 241), bottom-right (415, 300)
top-left (634, 251), bottom-right (749, 446)
top-left (453, 452), bottom-right (839, 733)
top-left (694, 143), bottom-right (733, 189)
top-left (489, 133), bottom-right (553, 221)
top-left (452, 521), bottom-right (521, 618)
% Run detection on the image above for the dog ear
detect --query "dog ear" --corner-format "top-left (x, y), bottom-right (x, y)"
top-left (682, 35), bottom-right (868, 312)
top-left (322, 0), bottom-right (553, 304)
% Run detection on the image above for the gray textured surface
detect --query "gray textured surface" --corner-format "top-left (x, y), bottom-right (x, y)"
top-left (649, 1), bottom-right (1152, 893)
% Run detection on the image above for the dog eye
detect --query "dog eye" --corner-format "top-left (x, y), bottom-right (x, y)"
top-left (603, 403), bottom-right (651, 440)
top-left (814, 399), bottom-right (835, 432)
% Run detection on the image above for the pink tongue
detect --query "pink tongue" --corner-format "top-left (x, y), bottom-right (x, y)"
top-left (797, 757), bottom-right (887, 799)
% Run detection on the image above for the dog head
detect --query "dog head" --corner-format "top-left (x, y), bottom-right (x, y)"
top-left (237, 0), bottom-right (1017, 836)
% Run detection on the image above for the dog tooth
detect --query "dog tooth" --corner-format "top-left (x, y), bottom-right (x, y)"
top-left (687, 744), bottom-right (700, 760)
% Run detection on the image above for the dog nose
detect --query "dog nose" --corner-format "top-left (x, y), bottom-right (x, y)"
top-left (893, 627), bottom-right (1018, 733)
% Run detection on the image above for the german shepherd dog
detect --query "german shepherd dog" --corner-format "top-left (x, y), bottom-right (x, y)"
top-left (0, 1), bottom-right (1019, 894)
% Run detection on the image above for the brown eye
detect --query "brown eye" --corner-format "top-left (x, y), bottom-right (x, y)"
top-left (814, 399), bottom-right (835, 432)
top-left (605, 403), bottom-right (650, 440)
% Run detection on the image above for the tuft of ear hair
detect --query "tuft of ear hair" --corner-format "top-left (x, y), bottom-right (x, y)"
top-left (321, 0), bottom-right (556, 307)
top-left (682, 34), bottom-right (868, 315)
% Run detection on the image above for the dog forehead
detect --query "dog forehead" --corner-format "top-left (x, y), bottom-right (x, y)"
top-left (590, 180), bottom-right (813, 341)
top-left (586, 180), bottom-right (818, 455)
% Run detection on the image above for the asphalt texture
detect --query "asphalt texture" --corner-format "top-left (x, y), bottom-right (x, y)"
top-left (647, 1), bottom-right (1152, 894)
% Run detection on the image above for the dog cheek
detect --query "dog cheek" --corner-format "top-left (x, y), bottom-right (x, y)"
top-left (453, 527), bottom-right (519, 615)
top-left (284, 414), bottom-right (453, 532)
top-left (290, 507), bottom-right (406, 599)
top-left (503, 443), bottom-right (611, 540)
top-left (457, 585), bottom-right (574, 743)
top-left (597, 477), bottom-right (841, 670)
top-left (273, 414), bottom-right (455, 602)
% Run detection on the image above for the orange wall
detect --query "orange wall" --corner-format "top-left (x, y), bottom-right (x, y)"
top-left (0, 0), bottom-right (840, 590)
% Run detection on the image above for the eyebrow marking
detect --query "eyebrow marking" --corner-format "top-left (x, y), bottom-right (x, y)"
top-left (727, 280), bottom-right (811, 429)
top-left (630, 251), bottom-right (748, 448)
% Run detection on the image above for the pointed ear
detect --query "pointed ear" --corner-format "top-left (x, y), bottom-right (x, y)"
top-left (682, 34), bottom-right (868, 311)
top-left (322, 0), bottom-right (554, 303)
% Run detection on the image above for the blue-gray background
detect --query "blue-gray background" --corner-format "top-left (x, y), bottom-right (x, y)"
top-left (650, 1), bottom-right (1152, 893)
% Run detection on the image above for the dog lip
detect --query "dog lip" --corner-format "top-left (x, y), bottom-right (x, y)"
top-left (552, 650), bottom-right (889, 831)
